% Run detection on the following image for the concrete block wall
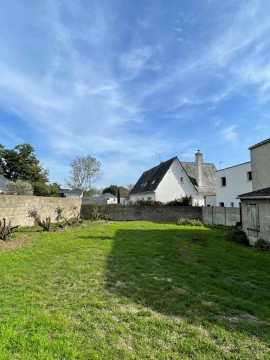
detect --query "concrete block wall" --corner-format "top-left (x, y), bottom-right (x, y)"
top-left (81, 204), bottom-right (202, 222)
top-left (203, 206), bottom-right (240, 226)
top-left (0, 195), bottom-right (82, 227)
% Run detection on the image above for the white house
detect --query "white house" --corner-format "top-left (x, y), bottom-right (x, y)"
top-left (130, 151), bottom-right (216, 206)
top-left (215, 162), bottom-right (252, 207)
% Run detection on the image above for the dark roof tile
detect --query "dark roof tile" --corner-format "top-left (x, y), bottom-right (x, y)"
top-left (130, 157), bottom-right (176, 194)
top-left (238, 187), bottom-right (270, 198)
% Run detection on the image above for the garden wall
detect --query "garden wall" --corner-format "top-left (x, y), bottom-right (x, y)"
top-left (0, 195), bottom-right (82, 227)
top-left (81, 204), bottom-right (202, 222)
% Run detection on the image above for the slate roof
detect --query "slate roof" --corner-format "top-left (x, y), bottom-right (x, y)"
top-left (130, 157), bottom-right (216, 195)
top-left (181, 162), bottom-right (216, 194)
top-left (130, 157), bottom-right (176, 194)
top-left (59, 188), bottom-right (83, 196)
top-left (238, 187), bottom-right (270, 199)
top-left (249, 138), bottom-right (270, 150)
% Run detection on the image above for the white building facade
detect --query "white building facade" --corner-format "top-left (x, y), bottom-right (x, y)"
top-left (216, 162), bottom-right (252, 207)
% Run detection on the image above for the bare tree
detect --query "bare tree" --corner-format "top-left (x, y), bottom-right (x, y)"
top-left (66, 155), bottom-right (101, 192)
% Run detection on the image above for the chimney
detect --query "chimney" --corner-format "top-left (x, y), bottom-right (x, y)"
top-left (195, 150), bottom-right (203, 188)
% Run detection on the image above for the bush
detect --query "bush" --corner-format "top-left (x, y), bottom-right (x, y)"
top-left (225, 227), bottom-right (249, 246)
top-left (29, 209), bottom-right (51, 232)
top-left (166, 195), bottom-right (192, 206)
top-left (33, 182), bottom-right (60, 197)
top-left (5, 180), bottom-right (33, 195)
top-left (177, 218), bottom-right (203, 226)
top-left (136, 200), bottom-right (164, 206)
top-left (254, 238), bottom-right (270, 251)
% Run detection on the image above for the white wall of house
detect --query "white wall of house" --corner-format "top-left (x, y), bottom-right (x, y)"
top-left (250, 140), bottom-right (270, 191)
top-left (216, 162), bottom-right (252, 207)
top-left (155, 160), bottom-right (192, 202)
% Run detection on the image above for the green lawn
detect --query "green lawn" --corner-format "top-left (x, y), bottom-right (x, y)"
top-left (0, 221), bottom-right (269, 359)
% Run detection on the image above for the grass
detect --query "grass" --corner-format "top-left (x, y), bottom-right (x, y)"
top-left (0, 221), bottom-right (269, 359)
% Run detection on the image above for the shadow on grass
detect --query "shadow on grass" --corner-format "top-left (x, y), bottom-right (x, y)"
top-left (102, 227), bottom-right (270, 342)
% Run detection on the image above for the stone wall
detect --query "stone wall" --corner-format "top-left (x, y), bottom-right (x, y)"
top-left (0, 195), bottom-right (82, 227)
top-left (81, 204), bottom-right (202, 222)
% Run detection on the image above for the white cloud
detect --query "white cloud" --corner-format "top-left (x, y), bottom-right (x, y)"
top-left (220, 125), bottom-right (238, 142)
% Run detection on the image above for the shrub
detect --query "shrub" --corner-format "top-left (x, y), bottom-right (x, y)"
top-left (29, 209), bottom-right (51, 231)
top-left (33, 182), bottom-right (60, 197)
top-left (5, 180), bottom-right (33, 196)
top-left (136, 200), bottom-right (164, 206)
top-left (166, 195), bottom-right (192, 206)
top-left (177, 218), bottom-right (203, 226)
top-left (0, 218), bottom-right (20, 241)
top-left (254, 238), bottom-right (270, 251)
top-left (55, 207), bottom-right (64, 222)
top-left (225, 227), bottom-right (249, 246)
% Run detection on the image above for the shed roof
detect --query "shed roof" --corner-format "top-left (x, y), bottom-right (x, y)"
top-left (238, 187), bottom-right (270, 199)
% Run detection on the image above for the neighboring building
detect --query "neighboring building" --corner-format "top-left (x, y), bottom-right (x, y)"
top-left (59, 188), bottom-right (83, 198)
top-left (82, 193), bottom-right (117, 205)
top-left (249, 138), bottom-right (270, 191)
top-left (0, 175), bottom-right (11, 193)
top-left (238, 138), bottom-right (270, 244)
top-left (130, 151), bottom-right (216, 206)
top-left (216, 162), bottom-right (252, 207)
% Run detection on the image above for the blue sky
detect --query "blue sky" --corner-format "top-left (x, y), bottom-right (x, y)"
top-left (1, 0), bottom-right (270, 188)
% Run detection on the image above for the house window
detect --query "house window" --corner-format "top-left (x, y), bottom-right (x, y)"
top-left (221, 177), bottom-right (226, 187)
top-left (230, 202), bottom-right (234, 207)
top-left (219, 202), bottom-right (224, 207)
top-left (147, 197), bottom-right (152, 200)
top-left (247, 171), bottom-right (252, 181)
top-left (247, 204), bottom-right (259, 231)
